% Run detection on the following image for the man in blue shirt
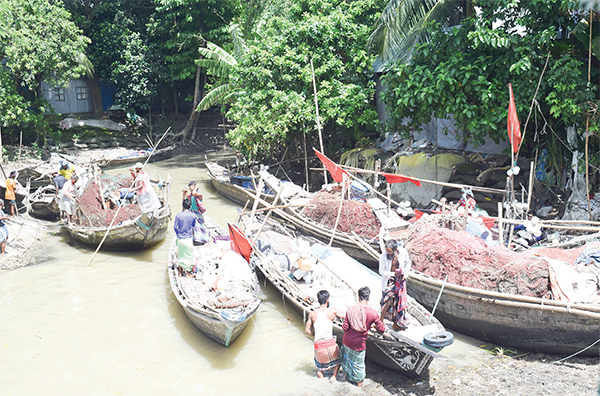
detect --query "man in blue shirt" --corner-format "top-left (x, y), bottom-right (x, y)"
top-left (173, 198), bottom-right (197, 276)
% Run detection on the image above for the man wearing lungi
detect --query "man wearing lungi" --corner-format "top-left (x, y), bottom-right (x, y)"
top-left (305, 290), bottom-right (343, 382)
top-left (341, 287), bottom-right (385, 387)
top-left (0, 199), bottom-right (9, 253)
top-left (173, 198), bottom-right (196, 277)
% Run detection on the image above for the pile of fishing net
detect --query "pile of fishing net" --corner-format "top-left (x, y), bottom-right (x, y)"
top-left (301, 186), bottom-right (381, 239)
top-left (404, 214), bottom-right (591, 298)
top-left (76, 174), bottom-right (142, 227)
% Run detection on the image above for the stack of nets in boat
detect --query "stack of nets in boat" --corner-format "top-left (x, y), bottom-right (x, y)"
top-left (76, 174), bottom-right (143, 227)
top-left (301, 186), bottom-right (381, 239)
top-left (405, 214), bottom-right (592, 298)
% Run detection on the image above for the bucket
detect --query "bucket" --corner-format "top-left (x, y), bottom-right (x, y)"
top-left (350, 180), bottom-right (370, 201)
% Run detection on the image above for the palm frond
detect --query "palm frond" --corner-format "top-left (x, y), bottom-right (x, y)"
top-left (369, 0), bottom-right (454, 65)
top-left (196, 83), bottom-right (233, 111)
top-left (228, 24), bottom-right (247, 61)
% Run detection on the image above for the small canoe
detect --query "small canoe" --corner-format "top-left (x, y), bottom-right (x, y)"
top-left (205, 161), bottom-right (275, 207)
top-left (97, 145), bottom-right (175, 169)
top-left (250, 218), bottom-right (449, 377)
top-left (167, 218), bottom-right (262, 347)
top-left (407, 269), bottom-right (600, 356)
top-left (28, 185), bottom-right (60, 221)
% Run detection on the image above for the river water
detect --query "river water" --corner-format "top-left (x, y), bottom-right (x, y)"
top-left (0, 152), bottom-right (485, 395)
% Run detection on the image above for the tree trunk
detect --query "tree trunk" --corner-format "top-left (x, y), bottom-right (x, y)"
top-left (88, 76), bottom-right (104, 118)
top-left (173, 88), bottom-right (178, 115)
top-left (177, 63), bottom-right (202, 141)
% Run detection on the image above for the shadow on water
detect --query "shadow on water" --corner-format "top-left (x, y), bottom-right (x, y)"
top-left (163, 269), bottom-right (252, 370)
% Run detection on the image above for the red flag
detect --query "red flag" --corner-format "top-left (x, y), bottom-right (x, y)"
top-left (313, 148), bottom-right (348, 183)
top-left (228, 223), bottom-right (253, 263)
top-left (507, 83), bottom-right (521, 153)
top-left (382, 172), bottom-right (422, 187)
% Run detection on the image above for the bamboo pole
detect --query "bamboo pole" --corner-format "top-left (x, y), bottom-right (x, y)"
top-left (329, 177), bottom-right (347, 246)
top-left (246, 175), bottom-right (264, 232)
top-left (527, 159), bottom-right (535, 212)
top-left (237, 203), bottom-right (315, 216)
top-left (310, 58), bottom-right (327, 185)
top-left (252, 180), bottom-right (284, 242)
top-left (498, 202), bottom-right (504, 246)
top-left (303, 130), bottom-right (309, 193)
top-left (350, 230), bottom-right (380, 261)
top-left (585, 8), bottom-right (593, 221)
top-left (86, 127), bottom-right (171, 267)
top-left (327, 165), bottom-right (508, 195)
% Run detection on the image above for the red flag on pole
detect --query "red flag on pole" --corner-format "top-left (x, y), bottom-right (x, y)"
top-left (381, 172), bottom-right (422, 187)
top-left (507, 83), bottom-right (521, 153)
top-left (313, 148), bottom-right (348, 183)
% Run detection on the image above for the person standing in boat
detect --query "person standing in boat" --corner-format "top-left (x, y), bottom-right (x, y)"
top-left (130, 162), bottom-right (161, 215)
top-left (61, 174), bottom-right (79, 226)
top-left (341, 286), bottom-right (385, 387)
top-left (379, 239), bottom-right (411, 291)
top-left (380, 268), bottom-right (409, 331)
top-left (58, 160), bottom-right (75, 180)
top-left (0, 199), bottom-right (10, 253)
top-left (305, 290), bottom-right (344, 382)
top-left (52, 171), bottom-right (68, 221)
top-left (173, 198), bottom-right (196, 277)
top-left (182, 181), bottom-right (209, 244)
top-left (4, 171), bottom-right (20, 216)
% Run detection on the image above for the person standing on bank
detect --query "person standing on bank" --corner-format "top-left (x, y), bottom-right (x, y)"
top-left (379, 239), bottom-right (411, 291)
top-left (5, 171), bottom-right (20, 216)
top-left (341, 286), bottom-right (385, 387)
top-left (0, 199), bottom-right (10, 253)
top-left (305, 290), bottom-right (344, 382)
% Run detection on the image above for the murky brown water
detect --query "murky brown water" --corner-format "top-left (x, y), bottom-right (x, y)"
top-left (0, 152), bottom-right (486, 395)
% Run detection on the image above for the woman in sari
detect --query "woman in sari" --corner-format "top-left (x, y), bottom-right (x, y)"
top-left (182, 181), bottom-right (209, 244)
top-left (380, 268), bottom-right (409, 331)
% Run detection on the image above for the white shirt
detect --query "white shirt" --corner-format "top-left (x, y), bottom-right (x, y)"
top-left (379, 246), bottom-right (411, 290)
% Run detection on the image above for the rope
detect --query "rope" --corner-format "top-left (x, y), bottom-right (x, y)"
top-left (135, 217), bottom-right (154, 230)
top-left (551, 338), bottom-right (600, 364)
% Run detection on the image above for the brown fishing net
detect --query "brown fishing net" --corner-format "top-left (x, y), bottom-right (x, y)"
top-left (404, 215), bottom-right (590, 298)
top-left (75, 174), bottom-right (142, 227)
top-left (301, 186), bottom-right (381, 239)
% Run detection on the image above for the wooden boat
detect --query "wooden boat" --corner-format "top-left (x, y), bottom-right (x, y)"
top-left (167, 218), bottom-right (262, 347)
top-left (407, 269), bottom-right (600, 356)
top-left (66, 175), bottom-right (172, 250)
top-left (205, 161), bottom-right (275, 207)
top-left (245, 170), bottom-right (410, 266)
top-left (249, 218), bottom-right (449, 377)
top-left (97, 145), bottom-right (175, 169)
top-left (27, 184), bottom-right (60, 221)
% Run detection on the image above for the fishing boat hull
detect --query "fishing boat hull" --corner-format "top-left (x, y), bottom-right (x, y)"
top-left (252, 222), bottom-right (445, 378)
top-left (407, 270), bottom-right (600, 356)
top-left (98, 145), bottom-right (175, 169)
top-left (66, 209), bottom-right (170, 250)
top-left (30, 198), bottom-right (60, 221)
top-left (168, 263), bottom-right (260, 347)
top-left (205, 161), bottom-right (274, 207)
top-left (167, 217), bottom-right (261, 347)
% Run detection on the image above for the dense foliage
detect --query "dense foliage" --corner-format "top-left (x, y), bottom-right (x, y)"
top-left (0, 0), bottom-right (89, 142)
top-left (381, 0), bottom-right (599, 151)
top-left (225, 0), bottom-right (386, 161)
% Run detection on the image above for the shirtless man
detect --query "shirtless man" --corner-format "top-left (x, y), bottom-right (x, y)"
top-left (305, 290), bottom-right (344, 382)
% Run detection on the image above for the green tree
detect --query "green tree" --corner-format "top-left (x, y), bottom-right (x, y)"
top-left (0, 0), bottom-right (89, 145)
top-left (368, 0), bottom-right (463, 66)
top-left (226, 0), bottom-right (385, 161)
top-left (381, 0), bottom-right (598, 148)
